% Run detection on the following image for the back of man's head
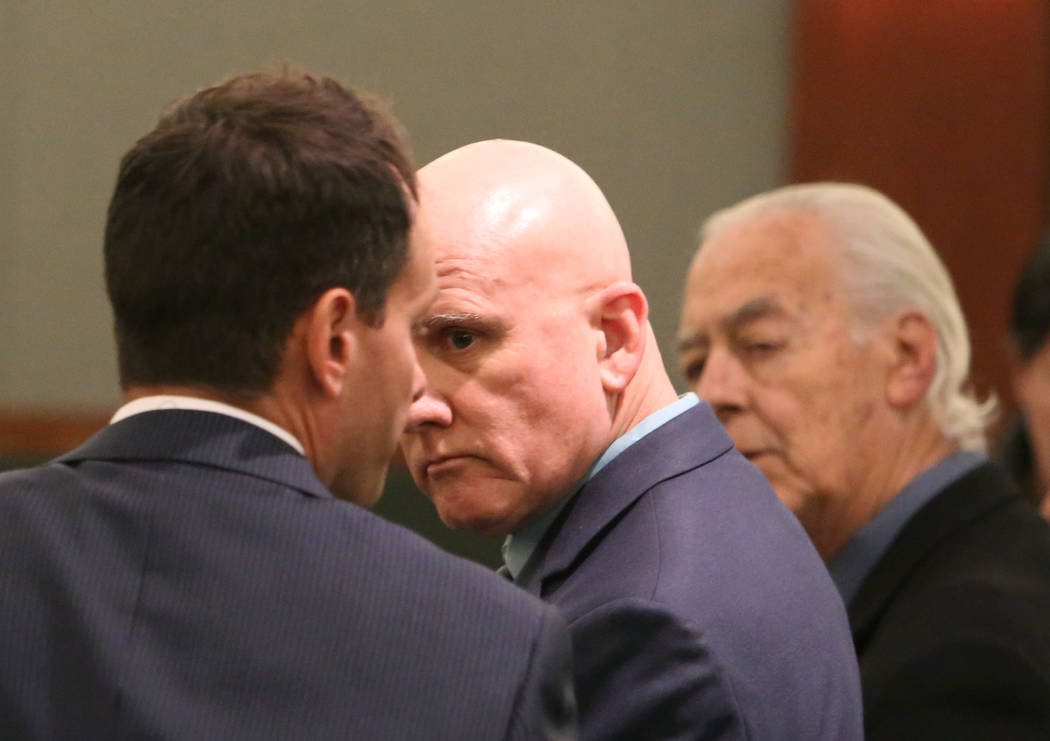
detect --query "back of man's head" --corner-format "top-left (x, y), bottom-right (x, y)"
top-left (105, 67), bottom-right (416, 398)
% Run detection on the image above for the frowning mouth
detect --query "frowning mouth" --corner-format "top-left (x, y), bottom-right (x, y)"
top-left (423, 455), bottom-right (477, 477)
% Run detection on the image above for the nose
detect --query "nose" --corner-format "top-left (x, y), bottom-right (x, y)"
top-left (404, 380), bottom-right (453, 433)
top-left (694, 347), bottom-right (748, 421)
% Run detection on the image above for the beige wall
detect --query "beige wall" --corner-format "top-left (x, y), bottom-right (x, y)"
top-left (1, 0), bottom-right (788, 411)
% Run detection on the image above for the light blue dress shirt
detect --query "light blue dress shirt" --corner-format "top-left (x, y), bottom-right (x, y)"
top-left (502, 393), bottom-right (701, 579)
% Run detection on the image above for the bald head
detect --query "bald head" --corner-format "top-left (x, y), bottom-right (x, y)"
top-left (402, 140), bottom-right (676, 536)
top-left (420, 140), bottom-right (632, 293)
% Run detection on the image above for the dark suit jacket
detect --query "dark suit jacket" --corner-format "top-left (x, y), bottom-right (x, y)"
top-left (515, 402), bottom-right (863, 741)
top-left (0, 410), bottom-right (576, 740)
top-left (850, 461), bottom-right (1050, 740)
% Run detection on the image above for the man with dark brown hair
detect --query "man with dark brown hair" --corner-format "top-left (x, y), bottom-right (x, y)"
top-left (0, 68), bottom-right (576, 740)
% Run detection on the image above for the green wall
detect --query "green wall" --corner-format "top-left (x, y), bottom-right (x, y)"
top-left (1, 1), bottom-right (788, 563)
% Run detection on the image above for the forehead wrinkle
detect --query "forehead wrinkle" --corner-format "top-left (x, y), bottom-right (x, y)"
top-left (676, 332), bottom-right (708, 354)
top-left (434, 255), bottom-right (506, 292)
top-left (722, 296), bottom-right (788, 333)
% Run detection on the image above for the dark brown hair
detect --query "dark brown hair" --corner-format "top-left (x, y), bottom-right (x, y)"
top-left (105, 66), bottom-right (416, 394)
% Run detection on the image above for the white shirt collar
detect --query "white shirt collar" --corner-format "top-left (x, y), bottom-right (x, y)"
top-left (110, 395), bottom-right (306, 455)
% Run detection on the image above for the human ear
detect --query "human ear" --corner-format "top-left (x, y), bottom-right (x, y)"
top-left (593, 281), bottom-right (648, 393)
top-left (885, 310), bottom-right (938, 408)
top-left (303, 287), bottom-right (358, 398)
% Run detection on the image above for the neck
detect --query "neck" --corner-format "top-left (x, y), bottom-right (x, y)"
top-left (610, 325), bottom-right (680, 438)
top-left (809, 416), bottom-right (956, 560)
top-left (126, 382), bottom-right (321, 467)
top-left (125, 384), bottom-right (260, 410)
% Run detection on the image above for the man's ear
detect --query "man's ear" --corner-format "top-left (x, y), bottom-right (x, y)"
top-left (885, 310), bottom-right (938, 408)
top-left (592, 281), bottom-right (648, 393)
top-left (303, 287), bottom-right (358, 398)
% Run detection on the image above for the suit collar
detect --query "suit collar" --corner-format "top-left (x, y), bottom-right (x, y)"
top-left (516, 401), bottom-right (733, 595)
top-left (58, 409), bottom-right (332, 500)
top-left (847, 462), bottom-right (1020, 648)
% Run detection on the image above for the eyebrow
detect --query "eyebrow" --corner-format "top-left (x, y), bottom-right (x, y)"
top-left (675, 333), bottom-right (707, 354)
top-left (420, 312), bottom-right (486, 331)
top-left (676, 296), bottom-right (786, 353)
top-left (722, 296), bottom-right (786, 331)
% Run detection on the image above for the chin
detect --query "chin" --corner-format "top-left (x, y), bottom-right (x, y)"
top-left (434, 497), bottom-right (516, 537)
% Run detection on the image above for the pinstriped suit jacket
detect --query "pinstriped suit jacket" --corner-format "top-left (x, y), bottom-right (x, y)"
top-left (0, 410), bottom-right (576, 740)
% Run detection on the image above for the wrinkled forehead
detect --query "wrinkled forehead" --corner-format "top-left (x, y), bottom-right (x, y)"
top-left (683, 209), bottom-right (854, 329)
top-left (696, 210), bottom-right (845, 287)
top-left (426, 192), bottom-right (598, 301)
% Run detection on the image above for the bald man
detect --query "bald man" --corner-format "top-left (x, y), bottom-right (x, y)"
top-left (402, 140), bottom-right (863, 741)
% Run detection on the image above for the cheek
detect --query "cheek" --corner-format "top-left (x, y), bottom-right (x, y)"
top-left (480, 347), bottom-right (573, 425)
top-left (1018, 374), bottom-right (1050, 418)
top-left (489, 384), bottom-right (569, 467)
top-left (392, 335), bottom-right (421, 398)
top-left (1017, 346), bottom-right (1050, 407)
top-left (758, 384), bottom-right (847, 464)
top-left (482, 378), bottom-right (601, 488)
top-left (373, 326), bottom-right (411, 376)
top-left (1025, 400), bottom-right (1050, 454)
top-left (789, 382), bottom-right (879, 495)
top-left (750, 388), bottom-right (806, 441)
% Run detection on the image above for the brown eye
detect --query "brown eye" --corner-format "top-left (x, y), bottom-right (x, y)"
top-left (449, 330), bottom-right (475, 350)
top-left (682, 358), bottom-right (706, 382)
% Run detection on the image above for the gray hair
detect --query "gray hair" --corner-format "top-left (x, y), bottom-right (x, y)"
top-left (700, 182), bottom-right (994, 451)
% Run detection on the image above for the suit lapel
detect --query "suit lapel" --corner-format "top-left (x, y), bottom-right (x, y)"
top-left (57, 409), bottom-right (332, 500)
top-left (516, 402), bottom-right (734, 597)
top-left (848, 463), bottom-right (1020, 650)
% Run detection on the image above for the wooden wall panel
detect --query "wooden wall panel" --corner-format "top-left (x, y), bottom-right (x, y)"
top-left (791, 0), bottom-right (1050, 416)
top-left (0, 408), bottom-right (109, 459)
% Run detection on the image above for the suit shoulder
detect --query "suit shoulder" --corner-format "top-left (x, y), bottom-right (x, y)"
top-left (860, 493), bottom-right (1050, 724)
top-left (312, 495), bottom-right (560, 630)
top-left (645, 452), bottom-right (832, 598)
top-left (869, 498), bottom-right (1050, 650)
top-left (0, 460), bottom-right (75, 491)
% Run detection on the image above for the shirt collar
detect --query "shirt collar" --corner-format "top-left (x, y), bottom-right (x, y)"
top-left (827, 449), bottom-right (986, 606)
top-left (110, 395), bottom-right (306, 456)
top-left (502, 393), bottom-right (701, 579)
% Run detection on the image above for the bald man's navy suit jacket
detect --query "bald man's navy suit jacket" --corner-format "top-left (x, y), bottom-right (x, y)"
top-left (0, 410), bottom-right (576, 740)
top-left (515, 402), bottom-right (863, 740)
